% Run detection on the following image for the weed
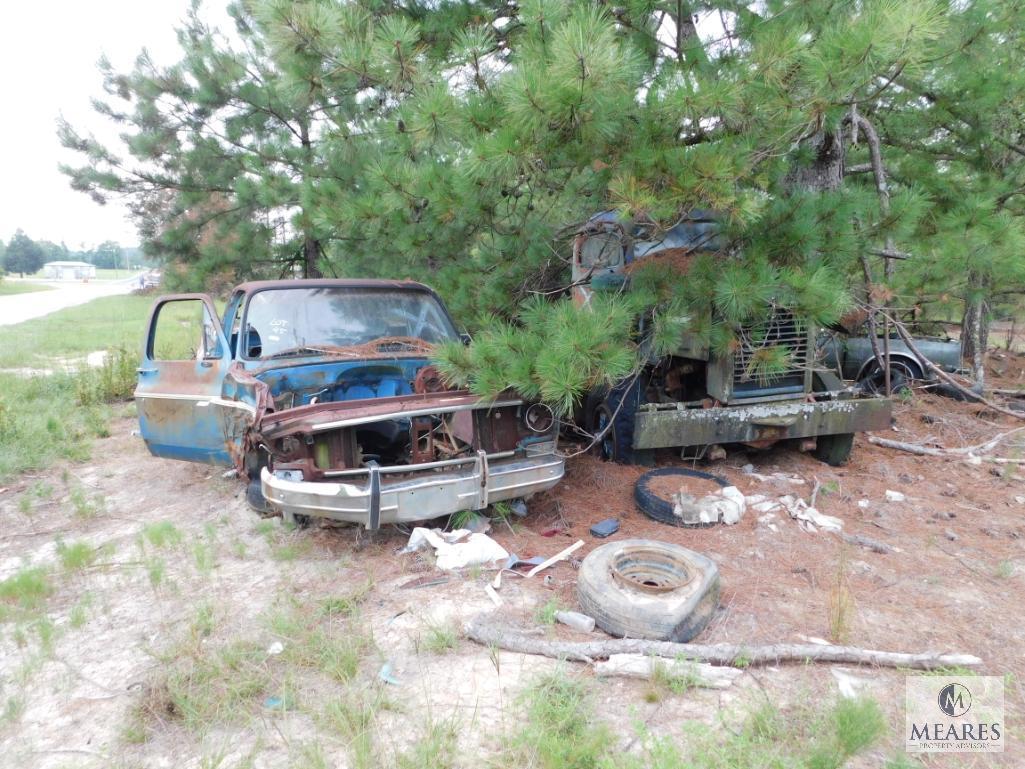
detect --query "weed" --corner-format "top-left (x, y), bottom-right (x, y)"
top-left (30, 481), bottom-right (53, 499)
top-left (996, 560), bottom-right (1015, 579)
top-left (69, 486), bottom-right (105, 519)
top-left (290, 742), bottom-right (329, 769)
top-left (317, 581), bottom-right (374, 618)
top-left (422, 620), bottom-right (458, 654)
top-left (193, 540), bottom-right (217, 574)
top-left (35, 617), bottom-right (57, 655)
top-left (17, 497), bottom-right (31, 515)
top-left (232, 539), bottom-right (247, 559)
top-left (271, 542), bottom-right (304, 562)
top-left (140, 521), bottom-right (183, 549)
top-left (267, 601), bottom-right (372, 683)
top-left (0, 567), bottom-right (51, 614)
top-left (828, 543), bottom-right (855, 643)
top-left (145, 556), bottom-right (166, 588)
top-left (396, 718), bottom-right (458, 769)
top-left (69, 595), bottom-right (92, 629)
top-left (1, 695), bottom-right (25, 726)
top-left (57, 539), bottom-right (98, 572)
top-left (534, 597), bottom-right (564, 625)
top-left (321, 689), bottom-right (381, 769)
top-left (503, 671), bottom-right (612, 768)
top-left (644, 656), bottom-right (699, 701)
top-left (832, 697), bottom-right (886, 756)
top-left (191, 602), bottom-right (216, 639)
top-left (74, 346), bottom-right (138, 405)
top-left (143, 640), bottom-right (271, 733)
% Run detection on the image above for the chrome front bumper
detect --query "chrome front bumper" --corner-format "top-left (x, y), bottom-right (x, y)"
top-left (260, 451), bottom-right (565, 528)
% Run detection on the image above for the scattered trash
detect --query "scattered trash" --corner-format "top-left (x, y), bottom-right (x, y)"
top-left (671, 485), bottom-right (746, 525)
top-left (221, 468), bottom-right (239, 479)
top-left (539, 526), bottom-right (566, 537)
top-left (263, 695), bottom-right (293, 710)
top-left (526, 540), bottom-right (584, 577)
top-left (266, 641), bottom-right (284, 656)
top-left (555, 610), bottom-right (596, 633)
top-left (401, 527), bottom-right (509, 570)
top-left (503, 554), bottom-right (546, 571)
top-left (378, 662), bottom-right (400, 686)
top-left (945, 528), bottom-right (959, 542)
top-left (509, 499), bottom-right (529, 518)
top-left (857, 499), bottom-right (870, 509)
top-left (744, 471), bottom-right (806, 484)
top-left (542, 574), bottom-right (554, 586)
top-left (779, 495), bottom-right (843, 533)
top-left (589, 518), bottom-right (620, 538)
top-left (1015, 496), bottom-right (1025, 505)
top-left (741, 463), bottom-right (755, 474)
top-left (831, 667), bottom-right (872, 699)
top-left (634, 467), bottom-right (732, 527)
top-left (885, 490), bottom-right (906, 503)
top-left (399, 575), bottom-right (450, 589)
top-left (491, 571), bottom-right (502, 589)
top-left (484, 584), bottom-right (503, 607)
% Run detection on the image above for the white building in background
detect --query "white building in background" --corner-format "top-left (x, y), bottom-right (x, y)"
top-left (42, 261), bottom-right (97, 280)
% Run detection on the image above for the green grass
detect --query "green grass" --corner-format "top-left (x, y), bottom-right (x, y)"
top-left (0, 281), bottom-right (52, 296)
top-left (57, 540), bottom-right (99, 572)
top-left (320, 689), bottom-right (382, 769)
top-left (534, 597), bottom-right (564, 625)
top-left (0, 567), bottom-right (52, 621)
top-left (264, 601), bottom-right (372, 683)
top-left (421, 620), bottom-right (458, 654)
top-left (140, 521), bottom-right (184, 549)
top-left (0, 294), bottom-right (154, 370)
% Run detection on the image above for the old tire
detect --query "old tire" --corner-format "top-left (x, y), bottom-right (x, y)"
top-left (246, 476), bottom-right (274, 515)
top-left (634, 467), bottom-right (729, 526)
top-left (577, 539), bottom-right (720, 641)
top-left (813, 433), bottom-right (854, 466)
top-left (587, 378), bottom-right (649, 464)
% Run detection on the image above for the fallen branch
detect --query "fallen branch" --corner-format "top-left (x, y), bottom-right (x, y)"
top-left (868, 426), bottom-right (1025, 457)
top-left (836, 532), bottom-right (897, 554)
top-left (466, 614), bottom-right (980, 670)
top-left (885, 315), bottom-right (1025, 420)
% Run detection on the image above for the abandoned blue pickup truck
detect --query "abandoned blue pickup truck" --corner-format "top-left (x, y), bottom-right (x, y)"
top-left (134, 279), bottom-right (564, 528)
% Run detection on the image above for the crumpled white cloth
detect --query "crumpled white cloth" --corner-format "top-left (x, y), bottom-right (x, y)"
top-left (401, 527), bottom-right (509, 570)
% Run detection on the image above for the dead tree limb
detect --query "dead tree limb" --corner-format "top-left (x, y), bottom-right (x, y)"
top-left (868, 426), bottom-right (1025, 457)
top-left (465, 614), bottom-right (980, 670)
top-left (883, 314), bottom-right (1025, 420)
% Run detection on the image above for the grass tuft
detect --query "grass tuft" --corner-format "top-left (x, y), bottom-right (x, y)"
top-left (0, 567), bottom-right (52, 614)
top-left (57, 540), bottom-right (98, 572)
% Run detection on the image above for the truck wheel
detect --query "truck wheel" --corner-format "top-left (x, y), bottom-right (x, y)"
top-left (634, 467), bottom-right (729, 526)
top-left (588, 378), bottom-right (649, 464)
top-left (861, 361), bottom-right (919, 396)
top-left (246, 476), bottom-right (274, 515)
top-left (813, 433), bottom-right (854, 466)
top-left (577, 539), bottom-right (720, 641)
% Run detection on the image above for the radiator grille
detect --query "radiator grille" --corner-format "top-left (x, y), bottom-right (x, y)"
top-left (733, 310), bottom-right (808, 391)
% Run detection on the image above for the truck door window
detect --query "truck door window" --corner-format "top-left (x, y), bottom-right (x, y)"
top-left (150, 299), bottom-right (223, 361)
top-left (580, 232), bottom-right (623, 268)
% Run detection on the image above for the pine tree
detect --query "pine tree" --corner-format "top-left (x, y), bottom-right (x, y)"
top-left (64, 0), bottom-right (1025, 405)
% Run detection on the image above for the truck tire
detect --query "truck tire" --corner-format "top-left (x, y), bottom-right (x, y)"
top-left (860, 360), bottom-right (920, 396)
top-left (588, 378), bottom-right (650, 464)
top-left (577, 539), bottom-right (720, 641)
top-left (813, 433), bottom-right (854, 466)
top-left (634, 467), bottom-right (729, 526)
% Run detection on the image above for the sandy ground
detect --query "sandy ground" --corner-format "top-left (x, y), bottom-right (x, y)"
top-left (0, 387), bottom-right (1023, 767)
top-left (0, 277), bottom-right (139, 326)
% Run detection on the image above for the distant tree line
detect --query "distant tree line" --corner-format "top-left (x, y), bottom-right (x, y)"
top-left (0, 230), bottom-right (144, 277)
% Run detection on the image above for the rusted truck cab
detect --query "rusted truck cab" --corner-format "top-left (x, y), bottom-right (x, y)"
top-left (135, 280), bottom-right (564, 527)
top-left (572, 214), bottom-right (892, 465)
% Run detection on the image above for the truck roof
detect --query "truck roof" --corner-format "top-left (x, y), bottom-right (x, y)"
top-left (235, 278), bottom-right (434, 293)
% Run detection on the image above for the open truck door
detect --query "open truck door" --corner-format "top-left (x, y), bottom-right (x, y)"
top-left (134, 294), bottom-right (252, 465)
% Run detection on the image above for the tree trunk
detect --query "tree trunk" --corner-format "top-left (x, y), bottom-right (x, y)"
top-left (961, 293), bottom-right (988, 385)
top-left (784, 128), bottom-right (845, 193)
top-left (299, 117), bottom-right (323, 279)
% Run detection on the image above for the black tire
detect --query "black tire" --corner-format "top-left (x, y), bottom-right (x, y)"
top-left (860, 360), bottom-right (920, 396)
top-left (634, 467), bottom-right (729, 526)
top-left (245, 476), bottom-right (274, 515)
top-left (813, 433), bottom-right (855, 466)
top-left (577, 539), bottom-right (720, 641)
top-left (588, 378), bottom-right (648, 464)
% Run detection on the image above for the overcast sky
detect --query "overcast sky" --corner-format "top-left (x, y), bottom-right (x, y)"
top-left (0, 1), bottom-right (229, 249)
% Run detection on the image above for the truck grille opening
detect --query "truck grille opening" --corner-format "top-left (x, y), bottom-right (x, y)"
top-left (732, 310), bottom-right (808, 397)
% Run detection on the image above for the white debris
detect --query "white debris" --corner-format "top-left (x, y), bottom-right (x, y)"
top-left (1015, 496), bottom-right (1025, 505)
top-left (831, 667), bottom-right (872, 699)
top-left (780, 494), bottom-right (843, 533)
top-left (965, 455), bottom-right (983, 466)
top-left (751, 500), bottom-right (782, 514)
top-left (857, 499), bottom-right (870, 509)
top-left (401, 527), bottom-right (509, 570)
top-left (267, 641), bottom-right (284, 655)
top-left (884, 490), bottom-right (906, 503)
top-left (673, 485), bottom-right (746, 525)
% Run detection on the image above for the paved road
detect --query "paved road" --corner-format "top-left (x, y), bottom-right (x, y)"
top-left (0, 277), bottom-right (141, 327)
